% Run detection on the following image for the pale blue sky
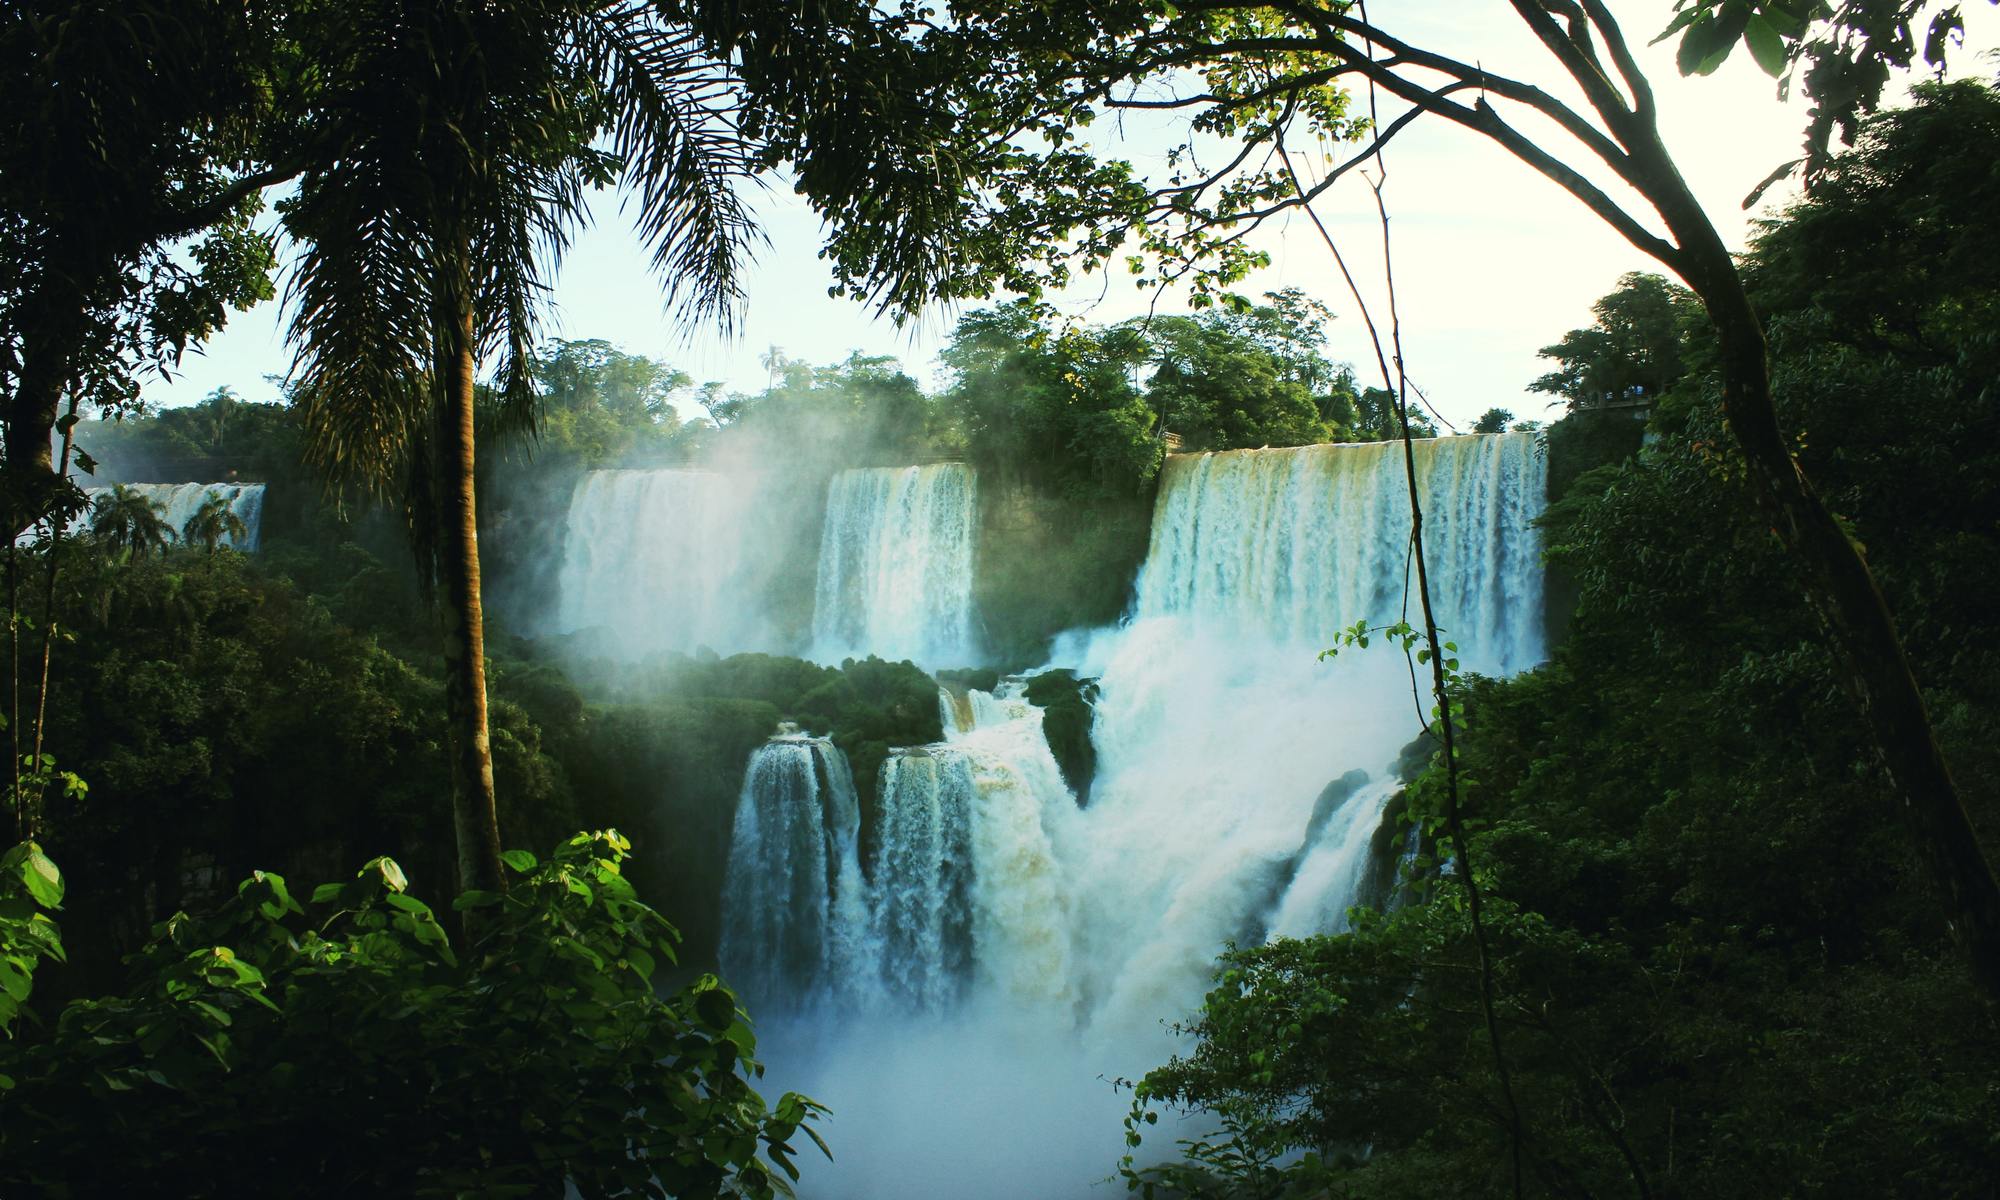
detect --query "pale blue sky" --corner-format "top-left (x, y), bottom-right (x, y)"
top-left (148, 2), bottom-right (1998, 431)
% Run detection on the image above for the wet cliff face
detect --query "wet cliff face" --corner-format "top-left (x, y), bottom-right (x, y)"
top-left (972, 470), bottom-right (1155, 670)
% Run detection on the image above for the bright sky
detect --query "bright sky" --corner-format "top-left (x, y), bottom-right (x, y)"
top-left (149, 2), bottom-right (1999, 432)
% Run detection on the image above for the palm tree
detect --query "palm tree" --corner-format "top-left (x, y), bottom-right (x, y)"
top-left (88, 485), bottom-right (172, 559)
top-left (282, 1), bottom-right (992, 898)
top-left (180, 490), bottom-right (248, 554)
top-left (280, 1), bottom-right (760, 896)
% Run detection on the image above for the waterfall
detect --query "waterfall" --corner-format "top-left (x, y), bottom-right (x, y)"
top-left (729, 433), bottom-right (1548, 1200)
top-left (811, 464), bottom-right (977, 668)
top-left (719, 732), bottom-right (867, 1009)
top-left (865, 748), bottom-right (977, 1011)
top-left (550, 469), bottom-right (771, 656)
top-left (31, 483), bottom-right (268, 551)
top-left (1264, 776), bottom-right (1407, 939)
top-left (1136, 433), bottom-right (1545, 674)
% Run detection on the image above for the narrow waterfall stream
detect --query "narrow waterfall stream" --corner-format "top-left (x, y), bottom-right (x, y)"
top-left (723, 433), bottom-right (1547, 1198)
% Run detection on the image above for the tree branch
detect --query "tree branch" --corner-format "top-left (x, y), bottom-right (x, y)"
top-left (150, 160), bottom-right (306, 245)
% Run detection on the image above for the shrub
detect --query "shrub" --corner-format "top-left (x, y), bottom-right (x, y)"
top-left (0, 832), bottom-right (824, 1198)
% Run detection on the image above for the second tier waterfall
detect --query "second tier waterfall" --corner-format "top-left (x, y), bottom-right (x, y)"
top-left (718, 732), bottom-right (867, 1008)
top-left (29, 482), bottom-right (268, 551)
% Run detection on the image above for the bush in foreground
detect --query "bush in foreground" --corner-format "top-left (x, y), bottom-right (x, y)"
top-left (0, 831), bottom-right (822, 1198)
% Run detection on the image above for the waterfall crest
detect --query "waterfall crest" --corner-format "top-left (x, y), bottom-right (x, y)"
top-left (811, 464), bottom-right (977, 667)
top-left (1137, 433), bottom-right (1545, 674)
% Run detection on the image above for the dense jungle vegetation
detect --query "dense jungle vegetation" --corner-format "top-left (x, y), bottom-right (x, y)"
top-left (3, 0), bottom-right (1995, 1194)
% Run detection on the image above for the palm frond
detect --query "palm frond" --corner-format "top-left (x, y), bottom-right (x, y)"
top-left (575, 6), bottom-right (762, 333)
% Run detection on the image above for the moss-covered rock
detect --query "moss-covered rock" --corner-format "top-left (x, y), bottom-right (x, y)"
top-left (1023, 669), bottom-right (1100, 804)
top-left (974, 474), bottom-right (1153, 668)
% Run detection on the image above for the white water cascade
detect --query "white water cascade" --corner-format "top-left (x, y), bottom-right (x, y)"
top-left (550, 469), bottom-right (774, 657)
top-left (1136, 434), bottom-right (1545, 674)
top-left (811, 464), bottom-right (977, 667)
top-left (733, 433), bottom-right (1547, 1199)
top-left (718, 732), bottom-right (868, 1009)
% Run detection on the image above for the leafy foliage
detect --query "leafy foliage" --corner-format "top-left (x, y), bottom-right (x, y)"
top-left (0, 832), bottom-right (826, 1197)
top-left (24, 541), bottom-right (577, 983)
top-left (0, 842), bottom-right (65, 1044)
top-left (1653, 0), bottom-right (1998, 183)
top-left (0, 0), bottom-right (295, 530)
top-left (1530, 272), bottom-right (1697, 413)
top-left (1137, 290), bottom-right (1359, 451)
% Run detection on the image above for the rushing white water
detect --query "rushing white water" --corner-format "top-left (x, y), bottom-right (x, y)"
top-left (719, 732), bottom-right (867, 1010)
top-left (864, 748), bottom-right (977, 1012)
top-left (551, 469), bottom-right (775, 657)
top-left (1137, 433), bottom-right (1545, 675)
top-left (730, 433), bottom-right (1548, 1199)
top-left (1265, 776), bottom-right (1407, 939)
top-left (811, 464), bottom-right (977, 668)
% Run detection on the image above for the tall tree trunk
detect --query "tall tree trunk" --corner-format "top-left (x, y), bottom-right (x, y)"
top-left (436, 270), bottom-right (505, 899)
top-left (1628, 140), bottom-right (2000, 999)
top-left (3, 276), bottom-right (81, 541)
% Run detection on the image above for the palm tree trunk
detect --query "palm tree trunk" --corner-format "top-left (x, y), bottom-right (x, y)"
top-left (437, 272), bottom-right (505, 899)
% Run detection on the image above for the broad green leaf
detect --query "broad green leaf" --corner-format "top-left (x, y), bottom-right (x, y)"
top-left (383, 892), bottom-right (431, 916)
top-left (695, 987), bottom-right (737, 1031)
top-left (501, 849), bottom-right (537, 873)
top-left (1743, 14), bottom-right (1788, 76)
top-left (370, 858), bottom-right (409, 893)
top-left (0, 958), bottom-right (31, 1002)
top-left (19, 846), bottom-right (63, 908)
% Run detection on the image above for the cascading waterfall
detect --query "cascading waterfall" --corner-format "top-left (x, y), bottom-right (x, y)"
top-left (811, 464), bottom-right (977, 667)
top-left (1136, 433), bottom-right (1544, 674)
top-left (31, 482), bottom-right (268, 550)
top-left (550, 469), bottom-right (771, 656)
top-left (719, 732), bottom-right (867, 1009)
top-left (1264, 775), bottom-right (1408, 939)
top-left (864, 748), bottom-right (977, 1011)
top-left (731, 433), bottom-right (1547, 1200)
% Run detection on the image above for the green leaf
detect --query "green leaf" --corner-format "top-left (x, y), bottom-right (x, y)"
top-left (383, 892), bottom-right (432, 917)
top-left (370, 858), bottom-right (409, 893)
top-left (0, 958), bottom-right (31, 1002)
top-left (18, 845), bottom-right (63, 908)
top-left (695, 987), bottom-right (737, 1031)
top-left (501, 850), bottom-right (537, 873)
top-left (1742, 14), bottom-right (1787, 76)
top-left (1650, 5), bottom-right (1704, 45)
